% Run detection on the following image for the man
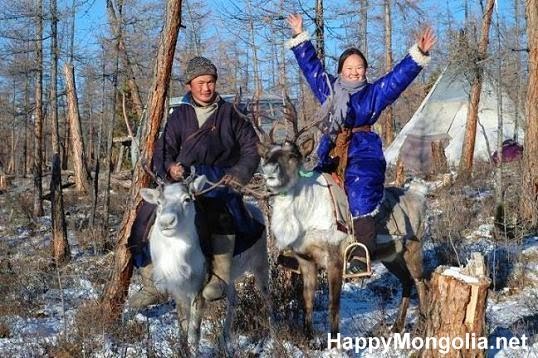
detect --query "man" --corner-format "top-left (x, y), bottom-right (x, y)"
top-left (129, 56), bottom-right (263, 306)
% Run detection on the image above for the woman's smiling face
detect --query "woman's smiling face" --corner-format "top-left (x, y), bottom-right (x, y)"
top-left (340, 54), bottom-right (366, 82)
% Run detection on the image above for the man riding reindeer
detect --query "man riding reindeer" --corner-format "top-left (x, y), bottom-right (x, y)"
top-left (128, 56), bottom-right (264, 308)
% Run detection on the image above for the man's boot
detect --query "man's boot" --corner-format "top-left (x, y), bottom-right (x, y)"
top-left (202, 234), bottom-right (235, 302)
top-left (129, 263), bottom-right (167, 309)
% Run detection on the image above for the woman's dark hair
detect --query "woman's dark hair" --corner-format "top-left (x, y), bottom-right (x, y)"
top-left (337, 48), bottom-right (368, 73)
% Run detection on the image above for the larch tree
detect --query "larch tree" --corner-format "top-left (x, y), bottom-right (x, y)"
top-left (101, 0), bottom-right (184, 319)
top-left (33, 0), bottom-right (44, 217)
top-left (315, 0), bottom-right (325, 67)
top-left (381, 0), bottom-right (394, 146)
top-left (64, 63), bottom-right (92, 193)
top-left (458, 0), bottom-right (495, 178)
top-left (520, 0), bottom-right (538, 225)
top-left (359, 0), bottom-right (368, 58)
top-left (49, 0), bottom-right (70, 264)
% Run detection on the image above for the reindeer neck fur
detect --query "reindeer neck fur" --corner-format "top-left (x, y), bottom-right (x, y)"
top-left (270, 173), bottom-right (340, 251)
top-left (149, 224), bottom-right (206, 299)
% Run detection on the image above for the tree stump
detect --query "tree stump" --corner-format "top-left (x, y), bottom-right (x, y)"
top-left (422, 253), bottom-right (491, 357)
top-left (431, 140), bottom-right (448, 175)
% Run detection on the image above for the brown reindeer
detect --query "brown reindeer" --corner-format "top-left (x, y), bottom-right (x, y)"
top-left (247, 99), bottom-right (428, 337)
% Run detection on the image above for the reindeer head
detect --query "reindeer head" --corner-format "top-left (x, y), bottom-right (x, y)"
top-left (234, 93), bottom-right (321, 194)
top-left (140, 166), bottom-right (207, 237)
top-left (257, 139), bottom-right (314, 194)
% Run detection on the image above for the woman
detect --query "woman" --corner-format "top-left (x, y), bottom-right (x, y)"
top-left (286, 14), bottom-right (436, 273)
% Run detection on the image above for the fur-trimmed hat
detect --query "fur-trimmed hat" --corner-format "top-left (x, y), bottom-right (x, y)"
top-left (184, 56), bottom-right (218, 84)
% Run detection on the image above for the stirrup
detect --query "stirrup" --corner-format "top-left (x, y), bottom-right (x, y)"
top-left (343, 243), bottom-right (372, 279)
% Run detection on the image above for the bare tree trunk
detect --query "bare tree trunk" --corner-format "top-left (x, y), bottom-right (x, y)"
top-left (394, 157), bottom-right (405, 187)
top-left (101, 0), bottom-right (183, 319)
top-left (64, 63), bottom-right (91, 193)
top-left (103, 0), bottom-right (123, 232)
top-left (513, 0), bottom-right (522, 141)
top-left (9, 80), bottom-right (16, 175)
top-left (24, 58), bottom-right (30, 177)
top-left (246, 0), bottom-right (262, 96)
top-left (90, 50), bottom-right (107, 230)
top-left (106, 0), bottom-right (144, 121)
top-left (33, 0), bottom-right (44, 217)
top-left (520, 0), bottom-right (538, 225)
top-left (69, 0), bottom-right (75, 63)
top-left (315, 0), bottom-right (325, 66)
top-left (381, 0), bottom-right (394, 146)
top-left (359, 0), bottom-right (368, 57)
top-left (50, 154), bottom-right (70, 264)
top-left (458, 0), bottom-right (495, 178)
top-left (431, 140), bottom-right (448, 175)
top-left (50, 0), bottom-right (70, 264)
top-left (494, 8), bottom-right (505, 230)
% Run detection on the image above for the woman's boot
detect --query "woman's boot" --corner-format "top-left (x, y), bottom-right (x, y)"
top-left (348, 216), bottom-right (376, 274)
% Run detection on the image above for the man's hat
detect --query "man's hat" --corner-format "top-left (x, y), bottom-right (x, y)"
top-left (184, 56), bottom-right (218, 84)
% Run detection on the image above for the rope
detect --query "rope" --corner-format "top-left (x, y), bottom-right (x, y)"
top-left (192, 177), bottom-right (274, 201)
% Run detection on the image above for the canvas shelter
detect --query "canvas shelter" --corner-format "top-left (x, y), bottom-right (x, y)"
top-left (384, 65), bottom-right (524, 174)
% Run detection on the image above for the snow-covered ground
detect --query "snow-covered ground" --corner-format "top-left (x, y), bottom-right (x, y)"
top-left (1, 181), bottom-right (537, 357)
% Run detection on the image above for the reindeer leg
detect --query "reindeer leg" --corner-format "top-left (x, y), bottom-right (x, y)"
top-left (220, 285), bottom-right (236, 357)
top-left (298, 256), bottom-right (317, 339)
top-left (175, 300), bottom-right (189, 345)
top-left (382, 257), bottom-right (412, 333)
top-left (327, 245), bottom-right (343, 339)
top-left (403, 237), bottom-right (427, 317)
top-left (188, 294), bottom-right (205, 356)
top-left (254, 255), bottom-right (275, 338)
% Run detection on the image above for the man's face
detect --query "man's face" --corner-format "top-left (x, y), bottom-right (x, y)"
top-left (187, 75), bottom-right (217, 105)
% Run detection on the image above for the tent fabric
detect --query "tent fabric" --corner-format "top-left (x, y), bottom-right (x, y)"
top-left (384, 66), bottom-right (525, 174)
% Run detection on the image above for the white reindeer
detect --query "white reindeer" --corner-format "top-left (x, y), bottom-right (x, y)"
top-left (139, 174), bottom-right (271, 354)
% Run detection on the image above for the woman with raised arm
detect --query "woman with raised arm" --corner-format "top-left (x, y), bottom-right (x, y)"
top-left (286, 14), bottom-right (436, 273)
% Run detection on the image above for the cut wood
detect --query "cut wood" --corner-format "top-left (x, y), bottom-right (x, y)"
top-left (421, 253), bottom-right (491, 357)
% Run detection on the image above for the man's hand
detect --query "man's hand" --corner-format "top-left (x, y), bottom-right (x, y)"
top-left (168, 163), bottom-right (185, 181)
top-left (287, 14), bottom-right (303, 36)
top-left (417, 26), bottom-right (436, 54)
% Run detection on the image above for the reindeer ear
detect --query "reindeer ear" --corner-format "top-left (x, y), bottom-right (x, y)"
top-left (257, 142), bottom-right (270, 158)
top-left (140, 188), bottom-right (159, 204)
top-left (189, 175), bottom-right (207, 194)
top-left (299, 137), bottom-right (315, 158)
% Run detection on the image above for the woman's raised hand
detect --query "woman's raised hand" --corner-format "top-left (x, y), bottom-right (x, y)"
top-left (417, 26), bottom-right (436, 54)
top-left (287, 14), bottom-right (303, 36)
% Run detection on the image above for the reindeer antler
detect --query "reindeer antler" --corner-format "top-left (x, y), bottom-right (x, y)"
top-left (281, 93), bottom-right (324, 144)
top-left (282, 94), bottom-right (299, 143)
top-left (141, 160), bottom-right (165, 186)
top-left (233, 93), bottom-right (272, 145)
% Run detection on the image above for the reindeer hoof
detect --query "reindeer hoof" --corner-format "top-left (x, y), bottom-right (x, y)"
top-left (391, 321), bottom-right (405, 333)
top-left (308, 335), bottom-right (323, 350)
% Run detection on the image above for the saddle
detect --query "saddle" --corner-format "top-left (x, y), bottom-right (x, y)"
top-left (277, 173), bottom-right (414, 279)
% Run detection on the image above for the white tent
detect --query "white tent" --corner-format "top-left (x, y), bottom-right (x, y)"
top-left (384, 65), bottom-right (524, 174)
